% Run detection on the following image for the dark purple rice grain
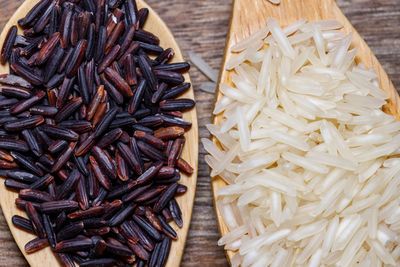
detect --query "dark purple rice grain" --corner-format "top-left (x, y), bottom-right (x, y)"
top-left (55, 236), bottom-right (93, 253)
top-left (25, 237), bottom-right (49, 253)
top-left (56, 221), bottom-right (84, 241)
top-left (25, 202), bottom-right (47, 238)
top-left (29, 105), bottom-right (58, 117)
top-left (108, 204), bottom-right (136, 227)
top-left (67, 206), bottom-right (105, 220)
top-left (0, 98), bottom-right (19, 109)
top-left (58, 120), bottom-right (92, 133)
top-left (88, 236), bottom-right (107, 258)
top-left (129, 220), bottom-right (154, 251)
top-left (39, 200), bottom-right (79, 213)
top-left (0, 73), bottom-right (32, 89)
top-left (42, 213), bottom-right (56, 249)
top-left (59, 4), bottom-right (73, 49)
top-left (78, 65), bottom-right (91, 105)
top-left (135, 185), bottom-right (166, 203)
top-left (100, 74), bottom-right (124, 105)
top-left (55, 97), bottom-right (83, 122)
top-left (117, 142), bottom-right (142, 175)
top-left (98, 45), bottom-right (121, 74)
top-left (83, 226), bottom-right (111, 236)
top-left (11, 151), bottom-right (43, 176)
top-left (46, 73), bottom-right (64, 88)
top-left (137, 54), bottom-right (157, 91)
top-left (151, 82), bottom-right (168, 104)
top-left (134, 29), bottom-right (159, 45)
top-left (65, 39), bottom-right (87, 78)
top-left (149, 241), bottom-right (162, 267)
top-left (33, 1), bottom-right (55, 33)
top-left (160, 113), bottom-right (192, 130)
top-left (97, 128), bottom-right (123, 148)
top-left (132, 214), bottom-right (161, 241)
top-left (0, 139), bottom-right (29, 152)
top-left (80, 258), bottom-right (117, 267)
top-left (137, 260), bottom-right (146, 267)
top-left (70, 13), bottom-right (79, 47)
top-left (169, 197), bottom-right (183, 227)
top-left (56, 168), bottom-right (81, 200)
top-left (90, 155), bottom-right (111, 190)
top-left (145, 207), bottom-right (163, 232)
top-left (5, 179), bottom-right (29, 191)
top-left (56, 252), bottom-right (75, 267)
top-left (158, 237), bottom-right (172, 267)
top-left (137, 8), bottom-right (149, 28)
top-left (28, 174), bottom-right (53, 190)
top-left (125, 238), bottom-right (150, 261)
top-left (102, 199), bottom-right (124, 220)
top-left (48, 140), bottom-right (68, 155)
top-left (104, 67), bottom-right (133, 97)
top-left (40, 124), bottom-right (79, 141)
top-left (161, 208), bottom-right (172, 222)
top-left (21, 129), bottom-right (43, 157)
top-left (125, 0), bottom-right (139, 27)
top-left (158, 214), bottom-right (177, 240)
top-left (161, 83), bottom-right (191, 101)
top-left (12, 215), bottom-right (35, 234)
top-left (1, 26), bottom-right (18, 64)
top-left (94, 26), bottom-right (107, 63)
top-left (81, 218), bottom-right (107, 228)
top-left (73, 154), bottom-right (89, 176)
top-left (139, 42), bottom-right (163, 55)
top-left (56, 76), bottom-right (76, 109)
top-left (0, 85), bottom-right (31, 99)
top-left (35, 32), bottom-right (61, 66)
top-left (76, 175), bottom-right (90, 210)
top-left (10, 63), bottom-right (43, 86)
top-left (122, 184), bottom-right (152, 202)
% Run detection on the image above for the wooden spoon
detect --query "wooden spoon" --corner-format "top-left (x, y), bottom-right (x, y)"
top-left (0, 0), bottom-right (198, 266)
top-left (211, 0), bottom-right (400, 264)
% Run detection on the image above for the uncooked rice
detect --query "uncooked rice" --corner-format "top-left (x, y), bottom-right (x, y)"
top-left (189, 52), bottom-right (219, 83)
top-left (205, 17), bottom-right (400, 266)
top-left (200, 82), bottom-right (217, 94)
top-left (268, 0), bottom-right (281, 4)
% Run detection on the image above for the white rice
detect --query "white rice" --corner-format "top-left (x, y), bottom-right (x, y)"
top-left (188, 52), bottom-right (219, 83)
top-left (205, 17), bottom-right (400, 266)
top-left (199, 82), bottom-right (217, 94)
top-left (268, 0), bottom-right (280, 4)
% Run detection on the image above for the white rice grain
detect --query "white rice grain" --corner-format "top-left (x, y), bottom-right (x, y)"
top-left (189, 52), bottom-right (219, 82)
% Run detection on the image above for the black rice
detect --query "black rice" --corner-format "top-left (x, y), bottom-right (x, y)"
top-left (0, 0), bottom-right (195, 265)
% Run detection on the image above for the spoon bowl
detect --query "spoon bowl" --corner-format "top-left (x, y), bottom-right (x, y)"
top-left (211, 0), bottom-right (400, 264)
top-left (0, 0), bottom-right (198, 266)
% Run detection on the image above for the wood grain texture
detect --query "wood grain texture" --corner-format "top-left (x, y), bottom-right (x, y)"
top-left (0, 0), bottom-right (399, 266)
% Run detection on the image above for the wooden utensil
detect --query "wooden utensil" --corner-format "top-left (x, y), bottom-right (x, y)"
top-left (0, 0), bottom-right (198, 266)
top-left (211, 0), bottom-right (400, 264)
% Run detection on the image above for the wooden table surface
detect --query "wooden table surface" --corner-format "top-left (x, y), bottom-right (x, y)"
top-left (0, 0), bottom-right (399, 266)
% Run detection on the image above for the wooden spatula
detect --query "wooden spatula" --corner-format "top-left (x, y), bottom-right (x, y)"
top-left (0, 1), bottom-right (198, 266)
top-left (211, 0), bottom-right (400, 264)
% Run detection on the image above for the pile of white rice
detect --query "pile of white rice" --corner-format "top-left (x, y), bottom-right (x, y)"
top-left (204, 17), bottom-right (400, 266)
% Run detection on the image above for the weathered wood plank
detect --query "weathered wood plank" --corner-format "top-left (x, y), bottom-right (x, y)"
top-left (0, 0), bottom-right (398, 266)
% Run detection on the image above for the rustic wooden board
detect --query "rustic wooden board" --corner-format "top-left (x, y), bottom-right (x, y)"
top-left (0, 0), bottom-right (399, 266)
